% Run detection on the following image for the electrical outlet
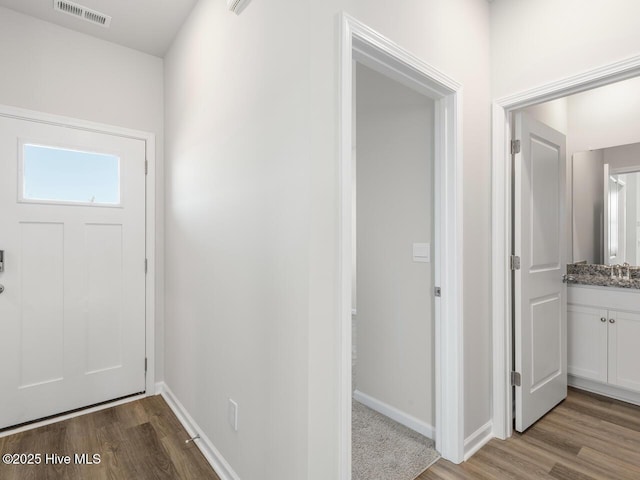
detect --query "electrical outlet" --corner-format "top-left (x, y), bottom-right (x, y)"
top-left (228, 399), bottom-right (238, 432)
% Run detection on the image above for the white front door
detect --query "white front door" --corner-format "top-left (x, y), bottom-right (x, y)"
top-left (0, 116), bottom-right (146, 429)
top-left (514, 112), bottom-right (567, 432)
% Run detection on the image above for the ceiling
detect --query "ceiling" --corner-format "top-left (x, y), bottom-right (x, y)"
top-left (0, 0), bottom-right (199, 57)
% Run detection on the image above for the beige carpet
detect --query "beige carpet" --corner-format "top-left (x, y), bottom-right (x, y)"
top-left (352, 401), bottom-right (440, 480)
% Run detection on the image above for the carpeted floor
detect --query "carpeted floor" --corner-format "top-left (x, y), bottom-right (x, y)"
top-left (352, 401), bottom-right (440, 480)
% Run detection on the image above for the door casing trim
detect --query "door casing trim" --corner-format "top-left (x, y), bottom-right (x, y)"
top-left (491, 54), bottom-right (640, 439)
top-left (339, 13), bottom-right (465, 476)
top-left (0, 104), bottom-right (157, 399)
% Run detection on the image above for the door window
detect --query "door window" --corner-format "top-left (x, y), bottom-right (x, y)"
top-left (21, 143), bottom-right (120, 206)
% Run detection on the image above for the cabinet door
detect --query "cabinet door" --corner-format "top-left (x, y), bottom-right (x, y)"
top-left (608, 310), bottom-right (640, 392)
top-left (567, 304), bottom-right (608, 382)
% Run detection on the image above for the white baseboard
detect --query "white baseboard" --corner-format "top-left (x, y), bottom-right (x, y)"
top-left (158, 382), bottom-right (240, 480)
top-left (463, 420), bottom-right (493, 461)
top-left (569, 375), bottom-right (640, 407)
top-left (353, 389), bottom-right (435, 440)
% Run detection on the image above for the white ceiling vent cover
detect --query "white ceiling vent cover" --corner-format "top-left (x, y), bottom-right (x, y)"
top-left (227, 0), bottom-right (252, 15)
top-left (53, 0), bottom-right (112, 28)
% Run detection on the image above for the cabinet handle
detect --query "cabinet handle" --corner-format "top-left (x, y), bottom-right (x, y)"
top-left (609, 318), bottom-right (616, 324)
top-left (601, 317), bottom-right (607, 322)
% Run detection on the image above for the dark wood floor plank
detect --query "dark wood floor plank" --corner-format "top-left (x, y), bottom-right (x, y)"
top-left (0, 396), bottom-right (219, 480)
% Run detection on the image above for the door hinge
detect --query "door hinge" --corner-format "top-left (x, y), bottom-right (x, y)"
top-left (145, 357), bottom-right (148, 373)
top-left (145, 258), bottom-right (148, 274)
top-left (510, 255), bottom-right (521, 271)
top-left (434, 286), bottom-right (441, 297)
top-left (511, 371), bottom-right (521, 387)
top-left (145, 160), bottom-right (148, 175)
top-left (511, 139), bottom-right (521, 155)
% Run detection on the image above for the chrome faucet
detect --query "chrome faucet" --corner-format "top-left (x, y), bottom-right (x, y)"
top-left (611, 264), bottom-right (621, 279)
top-left (623, 262), bottom-right (631, 280)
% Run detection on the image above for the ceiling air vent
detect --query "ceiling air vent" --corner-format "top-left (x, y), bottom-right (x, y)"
top-left (53, 0), bottom-right (112, 28)
top-left (227, 0), bottom-right (252, 15)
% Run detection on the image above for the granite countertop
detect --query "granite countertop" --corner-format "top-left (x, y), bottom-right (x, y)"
top-left (566, 263), bottom-right (640, 289)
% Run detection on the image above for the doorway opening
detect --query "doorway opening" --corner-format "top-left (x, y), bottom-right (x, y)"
top-left (351, 61), bottom-right (438, 479)
top-left (339, 13), bottom-right (464, 479)
top-left (492, 56), bottom-right (640, 439)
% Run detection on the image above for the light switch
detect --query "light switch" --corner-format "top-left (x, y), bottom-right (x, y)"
top-left (413, 243), bottom-right (430, 263)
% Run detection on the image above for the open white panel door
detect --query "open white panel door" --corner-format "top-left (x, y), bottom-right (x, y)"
top-left (514, 112), bottom-right (567, 432)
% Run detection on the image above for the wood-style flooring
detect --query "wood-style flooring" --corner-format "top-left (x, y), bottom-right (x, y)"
top-left (418, 387), bottom-right (640, 480)
top-left (3, 387), bottom-right (638, 479)
top-left (0, 395), bottom-right (220, 480)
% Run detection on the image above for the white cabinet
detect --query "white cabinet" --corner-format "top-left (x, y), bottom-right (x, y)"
top-left (608, 310), bottom-right (640, 392)
top-left (568, 286), bottom-right (640, 398)
top-left (567, 304), bottom-right (607, 382)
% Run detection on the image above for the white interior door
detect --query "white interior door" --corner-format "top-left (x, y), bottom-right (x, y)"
top-left (514, 112), bottom-right (567, 432)
top-left (0, 116), bottom-right (146, 429)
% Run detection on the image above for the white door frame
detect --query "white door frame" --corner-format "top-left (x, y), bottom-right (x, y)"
top-left (339, 13), bottom-right (464, 476)
top-left (491, 54), bottom-right (640, 439)
top-left (0, 104), bottom-right (157, 397)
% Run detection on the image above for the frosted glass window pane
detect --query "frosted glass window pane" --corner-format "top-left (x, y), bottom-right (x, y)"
top-left (22, 144), bottom-right (120, 205)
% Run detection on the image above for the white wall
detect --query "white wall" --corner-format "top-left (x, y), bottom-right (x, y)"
top-left (165, 1), bottom-right (490, 478)
top-left (163, 1), bottom-right (309, 479)
top-left (354, 64), bottom-right (434, 426)
top-left (572, 150), bottom-right (604, 264)
top-left (0, 7), bottom-right (166, 380)
top-left (491, 0), bottom-right (640, 99)
top-left (567, 76), bottom-right (640, 155)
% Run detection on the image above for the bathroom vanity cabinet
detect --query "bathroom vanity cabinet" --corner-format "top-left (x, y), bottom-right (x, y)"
top-left (568, 285), bottom-right (640, 405)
